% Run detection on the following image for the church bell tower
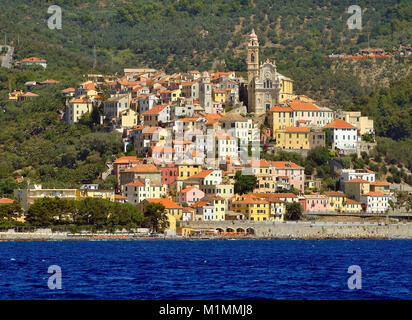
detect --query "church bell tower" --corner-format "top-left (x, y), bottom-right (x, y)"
top-left (247, 29), bottom-right (259, 86)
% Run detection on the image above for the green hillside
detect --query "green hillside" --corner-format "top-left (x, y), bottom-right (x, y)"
top-left (0, 0), bottom-right (411, 106)
top-left (0, 0), bottom-right (412, 197)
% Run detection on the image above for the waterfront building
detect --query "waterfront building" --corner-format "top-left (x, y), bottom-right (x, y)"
top-left (14, 184), bottom-right (80, 211)
top-left (323, 191), bottom-right (346, 212)
top-left (123, 179), bottom-right (167, 205)
top-left (360, 192), bottom-right (389, 213)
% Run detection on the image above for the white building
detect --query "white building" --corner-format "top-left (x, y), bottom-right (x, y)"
top-left (339, 169), bottom-right (375, 190)
top-left (323, 119), bottom-right (358, 151)
top-left (103, 94), bottom-right (130, 119)
top-left (137, 94), bottom-right (158, 113)
top-left (360, 192), bottom-right (389, 213)
top-left (123, 179), bottom-right (167, 205)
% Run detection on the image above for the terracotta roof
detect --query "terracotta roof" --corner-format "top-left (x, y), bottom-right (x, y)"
top-left (114, 194), bottom-right (127, 199)
top-left (124, 164), bottom-right (159, 173)
top-left (250, 159), bottom-right (269, 167)
top-left (40, 79), bottom-right (60, 84)
top-left (113, 156), bottom-right (141, 164)
top-left (21, 57), bottom-right (46, 62)
top-left (324, 191), bottom-right (345, 197)
top-left (269, 161), bottom-right (304, 169)
top-left (287, 99), bottom-right (319, 111)
top-left (346, 198), bottom-right (360, 204)
top-left (0, 198), bottom-right (14, 204)
top-left (285, 127), bottom-right (310, 133)
top-left (270, 105), bottom-right (293, 112)
top-left (151, 146), bottom-right (175, 153)
top-left (142, 105), bottom-right (168, 115)
top-left (370, 181), bottom-right (390, 186)
top-left (253, 193), bottom-right (297, 199)
top-left (143, 126), bottom-right (161, 134)
top-left (124, 180), bottom-right (145, 187)
top-left (61, 88), bottom-right (76, 92)
top-left (323, 119), bottom-right (356, 129)
top-left (21, 92), bottom-right (39, 97)
top-left (364, 192), bottom-right (385, 196)
top-left (70, 98), bottom-right (89, 103)
top-left (180, 186), bottom-right (198, 193)
top-left (192, 200), bottom-right (211, 208)
top-left (146, 198), bottom-right (183, 209)
top-left (188, 170), bottom-right (214, 179)
top-left (233, 194), bottom-right (268, 204)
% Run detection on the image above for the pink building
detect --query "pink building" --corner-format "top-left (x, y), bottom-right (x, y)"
top-left (301, 195), bottom-right (329, 212)
top-left (269, 161), bottom-right (305, 192)
top-left (159, 164), bottom-right (177, 185)
top-left (177, 186), bottom-right (205, 205)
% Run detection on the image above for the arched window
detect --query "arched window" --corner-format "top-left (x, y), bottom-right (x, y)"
top-left (251, 53), bottom-right (255, 63)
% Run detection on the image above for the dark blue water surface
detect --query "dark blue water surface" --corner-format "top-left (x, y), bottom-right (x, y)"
top-left (1, 240), bottom-right (412, 300)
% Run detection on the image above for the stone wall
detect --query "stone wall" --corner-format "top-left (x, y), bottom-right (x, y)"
top-left (183, 221), bottom-right (412, 238)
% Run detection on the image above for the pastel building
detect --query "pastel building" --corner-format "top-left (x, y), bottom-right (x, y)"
top-left (177, 186), bottom-right (205, 206)
top-left (14, 185), bottom-right (80, 211)
top-left (159, 164), bottom-right (178, 185)
top-left (337, 111), bottom-right (374, 136)
top-left (66, 98), bottom-right (93, 124)
top-left (323, 119), bottom-right (358, 151)
top-left (270, 161), bottom-right (305, 192)
top-left (123, 179), bottom-right (167, 205)
top-left (339, 169), bottom-right (375, 190)
top-left (301, 194), bottom-right (329, 212)
top-left (324, 191), bottom-right (346, 212)
top-left (360, 192), bottom-right (389, 213)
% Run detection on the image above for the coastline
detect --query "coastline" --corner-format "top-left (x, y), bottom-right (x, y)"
top-left (0, 233), bottom-right (409, 241)
top-left (2, 221), bottom-right (412, 241)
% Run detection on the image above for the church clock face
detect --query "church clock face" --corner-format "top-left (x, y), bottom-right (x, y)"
top-left (265, 72), bottom-right (271, 79)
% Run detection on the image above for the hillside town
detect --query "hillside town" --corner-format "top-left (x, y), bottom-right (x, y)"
top-left (5, 30), bottom-right (403, 236)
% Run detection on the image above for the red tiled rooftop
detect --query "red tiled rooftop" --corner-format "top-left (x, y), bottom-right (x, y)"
top-left (323, 119), bottom-right (356, 129)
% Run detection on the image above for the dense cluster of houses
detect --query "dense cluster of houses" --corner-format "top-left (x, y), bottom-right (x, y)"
top-left (7, 31), bottom-right (394, 230)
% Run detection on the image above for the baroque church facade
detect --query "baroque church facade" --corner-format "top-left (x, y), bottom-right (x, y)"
top-left (246, 29), bottom-right (294, 115)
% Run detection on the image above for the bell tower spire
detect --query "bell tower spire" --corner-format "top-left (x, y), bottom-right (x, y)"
top-left (247, 29), bottom-right (259, 86)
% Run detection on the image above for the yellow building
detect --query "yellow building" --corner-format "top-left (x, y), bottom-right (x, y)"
top-left (120, 108), bottom-right (138, 128)
top-left (123, 180), bottom-right (167, 205)
top-left (275, 127), bottom-right (310, 150)
top-left (66, 98), bottom-right (93, 125)
top-left (165, 213), bottom-right (177, 236)
top-left (177, 164), bottom-right (202, 181)
top-left (324, 191), bottom-right (346, 212)
top-left (344, 179), bottom-right (370, 202)
top-left (14, 185), bottom-right (81, 211)
top-left (212, 196), bottom-right (227, 221)
top-left (213, 89), bottom-right (226, 103)
top-left (176, 226), bottom-right (194, 237)
top-left (8, 90), bottom-right (23, 100)
top-left (269, 105), bottom-right (294, 136)
top-left (81, 190), bottom-right (115, 202)
top-left (232, 194), bottom-right (270, 222)
top-left (278, 75), bottom-right (295, 103)
top-left (337, 111), bottom-right (374, 136)
top-left (343, 198), bottom-right (362, 213)
top-left (138, 198), bottom-right (183, 221)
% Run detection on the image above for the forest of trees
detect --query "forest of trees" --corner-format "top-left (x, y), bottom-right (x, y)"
top-left (0, 0), bottom-right (411, 197)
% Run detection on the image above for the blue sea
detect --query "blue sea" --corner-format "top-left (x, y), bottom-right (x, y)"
top-left (0, 240), bottom-right (411, 300)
